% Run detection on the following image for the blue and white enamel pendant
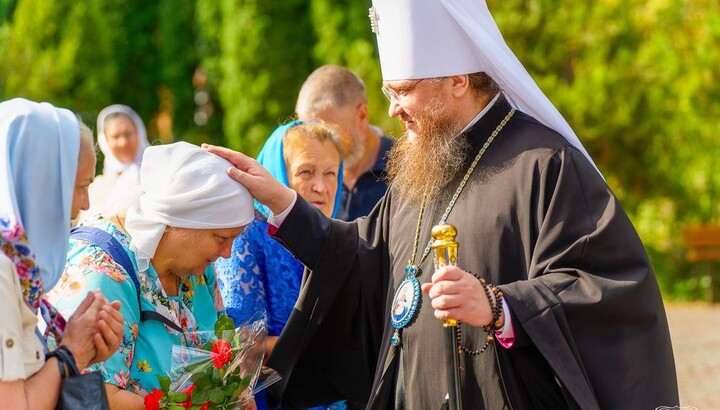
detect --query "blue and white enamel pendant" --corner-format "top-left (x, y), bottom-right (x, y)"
top-left (390, 274), bottom-right (421, 346)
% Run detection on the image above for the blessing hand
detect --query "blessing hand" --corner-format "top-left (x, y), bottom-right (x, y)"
top-left (421, 266), bottom-right (502, 328)
top-left (203, 144), bottom-right (294, 215)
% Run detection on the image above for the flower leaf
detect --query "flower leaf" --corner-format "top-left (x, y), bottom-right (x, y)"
top-left (211, 367), bottom-right (222, 383)
top-left (239, 375), bottom-right (252, 391)
top-left (156, 374), bottom-right (171, 392)
top-left (202, 339), bottom-right (215, 352)
top-left (214, 314), bottom-right (235, 340)
top-left (227, 382), bottom-right (241, 401)
top-left (168, 391), bottom-right (188, 402)
top-left (193, 372), bottom-right (212, 389)
top-left (209, 387), bottom-right (225, 404)
top-left (191, 389), bottom-right (209, 405)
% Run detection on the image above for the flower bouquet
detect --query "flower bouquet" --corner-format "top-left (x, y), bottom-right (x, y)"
top-left (144, 314), bottom-right (269, 410)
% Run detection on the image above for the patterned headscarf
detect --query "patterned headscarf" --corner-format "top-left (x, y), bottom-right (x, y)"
top-left (0, 98), bottom-right (79, 338)
top-left (255, 120), bottom-right (344, 218)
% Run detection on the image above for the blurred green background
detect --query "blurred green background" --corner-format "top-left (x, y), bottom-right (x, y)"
top-left (1, 0), bottom-right (719, 301)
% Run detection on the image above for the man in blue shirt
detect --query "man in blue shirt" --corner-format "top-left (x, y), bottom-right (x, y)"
top-left (296, 65), bottom-right (394, 221)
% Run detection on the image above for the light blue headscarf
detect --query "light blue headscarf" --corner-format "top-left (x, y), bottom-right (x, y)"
top-left (0, 98), bottom-right (80, 293)
top-left (255, 120), bottom-right (344, 218)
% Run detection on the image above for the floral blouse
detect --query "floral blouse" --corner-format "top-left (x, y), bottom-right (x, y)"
top-left (46, 217), bottom-right (223, 395)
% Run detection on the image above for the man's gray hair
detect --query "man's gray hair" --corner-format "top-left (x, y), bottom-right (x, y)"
top-left (296, 65), bottom-right (367, 117)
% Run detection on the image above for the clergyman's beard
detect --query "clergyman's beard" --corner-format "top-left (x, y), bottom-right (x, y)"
top-left (386, 103), bottom-right (470, 202)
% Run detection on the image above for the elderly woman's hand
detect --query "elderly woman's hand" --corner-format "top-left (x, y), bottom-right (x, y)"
top-left (59, 291), bottom-right (105, 369)
top-left (90, 300), bottom-right (124, 365)
top-left (203, 144), bottom-right (295, 215)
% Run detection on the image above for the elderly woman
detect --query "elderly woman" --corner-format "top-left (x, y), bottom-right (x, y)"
top-left (0, 98), bottom-right (124, 409)
top-left (84, 104), bottom-right (150, 220)
top-left (47, 141), bottom-right (256, 409)
top-left (215, 120), bottom-right (344, 410)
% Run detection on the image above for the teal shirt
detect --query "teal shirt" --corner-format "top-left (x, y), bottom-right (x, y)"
top-left (48, 217), bottom-right (222, 395)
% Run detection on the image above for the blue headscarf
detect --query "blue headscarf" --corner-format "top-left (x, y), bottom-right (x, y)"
top-left (255, 120), bottom-right (344, 218)
top-left (0, 98), bottom-right (80, 305)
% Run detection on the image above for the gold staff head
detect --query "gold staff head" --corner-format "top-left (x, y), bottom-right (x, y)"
top-left (430, 223), bottom-right (458, 250)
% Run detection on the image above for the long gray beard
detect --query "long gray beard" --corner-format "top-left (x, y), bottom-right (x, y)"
top-left (386, 105), bottom-right (469, 202)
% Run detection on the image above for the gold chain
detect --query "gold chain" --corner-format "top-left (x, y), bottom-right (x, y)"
top-left (406, 108), bottom-right (516, 272)
top-left (407, 194), bottom-right (428, 266)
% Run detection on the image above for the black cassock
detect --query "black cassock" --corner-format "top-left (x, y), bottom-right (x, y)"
top-left (266, 98), bottom-right (678, 410)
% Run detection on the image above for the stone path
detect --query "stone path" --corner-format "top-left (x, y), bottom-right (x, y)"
top-left (666, 303), bottom-right (720, 409)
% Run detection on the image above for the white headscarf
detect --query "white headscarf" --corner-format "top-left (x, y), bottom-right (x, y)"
top-left (96, 104), bottom-right (150, 176)
top-left (0, 98), bottom-right (80, 290)
top-left (124, 142), bottom-right (255, 272)
top-left (370, 0), bottom-right (599, 174)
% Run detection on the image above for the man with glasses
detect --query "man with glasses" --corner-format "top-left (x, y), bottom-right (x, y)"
top-left (207, 0), bottom-right (678, 408)
top-left (296, 65), bottom-right (394, 221)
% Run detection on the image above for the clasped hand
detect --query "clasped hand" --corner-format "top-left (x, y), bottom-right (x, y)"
top-left (59, 290), bottom-right (124, 370)
top-left (421, 266), bottom-right (502, 328)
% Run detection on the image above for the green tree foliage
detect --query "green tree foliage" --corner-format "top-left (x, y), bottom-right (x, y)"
top-left (100, 0), bottom-right (160, 127)
top-left (196, 0), bottom-right (316, 156)
top-left (0, 0), bottom-right (200, 143)
top-left (0, 1), bottom-right (116, 115)
top-left (157, 0), bottom-right (198, 141)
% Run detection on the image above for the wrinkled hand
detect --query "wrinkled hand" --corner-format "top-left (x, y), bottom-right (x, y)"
top-left (60, 291), bottom-right (104, 369)
top-left (91, 300), bottom-right (124, 365)
top-left (420, 266), bottom-right (501, 328)
top-left (203, 144), bottom-right (294, 215)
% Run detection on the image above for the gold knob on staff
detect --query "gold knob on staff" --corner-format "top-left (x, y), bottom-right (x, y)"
top-left (431, 223), bottom-right (459, 327)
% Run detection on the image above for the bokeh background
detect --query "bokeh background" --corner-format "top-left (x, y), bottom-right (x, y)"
top-left (2, 0), bottom-right (719, 302)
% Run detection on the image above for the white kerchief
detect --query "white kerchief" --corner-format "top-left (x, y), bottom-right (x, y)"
top-left (370, 0), bottom-right (599, 174)
top-left (96, 104), bottom-right (150, 176)
top-left (124, 142), bottom-right (254, 272)
top-left (0, 98), bottom-right (80, 289)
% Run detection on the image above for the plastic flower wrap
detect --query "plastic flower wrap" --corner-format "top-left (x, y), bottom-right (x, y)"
top-left (144, 314), bottom-right (269, 410)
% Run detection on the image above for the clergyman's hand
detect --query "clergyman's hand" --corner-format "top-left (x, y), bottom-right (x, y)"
top-left (421, 266), bottom-right (502, 328)
top-left (203, 144), bottom-right (294, 215)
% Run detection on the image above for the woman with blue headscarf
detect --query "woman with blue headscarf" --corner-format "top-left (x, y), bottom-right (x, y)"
top-left (216, 120), bottom-right (344, 410)
top-left (0, 98), bottom-right (124, 409)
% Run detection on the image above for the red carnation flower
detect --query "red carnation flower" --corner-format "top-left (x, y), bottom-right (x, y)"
top-left (199, 402), bottom-right (211, 410)
top-left (211, 339), bottom-right (232, 369)
top-left (144, 388), bottom-right (163, 410)
top-left (180, 384), bottom-right (196, 409)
